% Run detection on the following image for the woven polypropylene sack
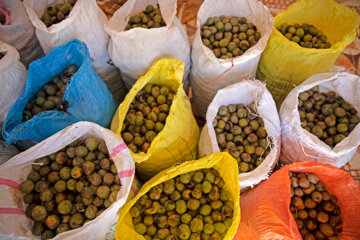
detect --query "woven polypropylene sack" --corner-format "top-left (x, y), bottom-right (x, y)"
top-left (111, 58), bottom-right (199, 180)
top-left (199, 80), bottom-right (281, 189)
top-left (256, 0), bottom-right (359, 109)
top-left (105, 0), bottom-right (191, 91)
top-left (0, 121), bottom-right (136, 239)
top-left (2, 40), bottom-right (117, 146)
top-left (0, 43), bottom-right (27, 136)
top-left (233, 161), bottom-right (360, 240)
top-left (23, 0), bottom-right (127, 103)
top-left (189, 0), bottom-right (273, 118)
top-left (280, 72), bottom-right (360, 168)
top-left (0, 0), bottom-right (44, 68)
top-left (115, 152), bottom-right (240, 240)
top-left (0, 140), bottom-right (20, 165)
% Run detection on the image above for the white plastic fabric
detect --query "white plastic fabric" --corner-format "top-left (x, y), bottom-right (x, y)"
top-left (105, 0), bottom-right (191, 91)
top-left (0, 121), bottom-right (135, 240)
top-left (280, 72), bottom-right (360, 168)
top-left (23, 0), bottom-right (126, 103)
top-left (0, 0), bottom-right (44, 68)
top-left (0, 42), bottom-right (27, 133)
top-left (190, 0), bottom-right (273, 118)
top-left (199, 80), bottom-right (281, 189)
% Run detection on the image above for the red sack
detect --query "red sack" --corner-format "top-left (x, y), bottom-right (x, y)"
top-left (233, 161), bottom-right (360, 240)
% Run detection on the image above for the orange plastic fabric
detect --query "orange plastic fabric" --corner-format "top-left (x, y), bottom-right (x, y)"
top-left (233, 161), bottom-right (360, 240)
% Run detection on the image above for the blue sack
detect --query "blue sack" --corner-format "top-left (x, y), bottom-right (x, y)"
top-left (2, 39), bottom-right (117, 145)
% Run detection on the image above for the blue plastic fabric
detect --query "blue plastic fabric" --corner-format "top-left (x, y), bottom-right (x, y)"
top-left (2, 39), bottom-right (117, 144)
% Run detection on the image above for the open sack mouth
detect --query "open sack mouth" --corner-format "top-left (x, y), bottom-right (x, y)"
top-left (297, 85), bottom-right (359, 150)
top-left (200, 16), bottom-right (262, 59)
top-left (289, 171), bottom-right (343, 239)
top-left (213, 103), bottom-right (273, 174)
top-left (40, 0), bottom-right (77, 27)
top-left (19, 136), bottom-right (123, 238)
top-left (125, 4), bottom-right (166, 31)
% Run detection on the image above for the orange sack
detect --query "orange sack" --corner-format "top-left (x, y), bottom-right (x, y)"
top-left (233, 161), bottom-right (360, 240)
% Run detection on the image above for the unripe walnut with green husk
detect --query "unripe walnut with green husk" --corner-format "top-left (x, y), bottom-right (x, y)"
top-left (298, 85), bottom-right (359, 148)
top-left (19, 137), bottom-right (121, 239)
top-left (277, 23), bottom-right (331, 49)
top-left (213, 103), bottom-right (272, 173)
top-left (41, 0), bottom-right (78, 27)
top-left (22, 65), bottom-right (78, 122)
top-left (200, 16), bottom-right (262, 59)
top-left (121, 83), bottom-right (176, 153)
top-left (289, 172), bottom-right (343, 239)
top-left (126, 5), bottom-right (166, 30)
top-left (129, 168), bottom-right (234, 239)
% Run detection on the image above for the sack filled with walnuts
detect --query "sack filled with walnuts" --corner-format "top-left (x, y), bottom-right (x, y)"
top-left (233, 161), bottom-right (360, 240)
top-left (280, 72), bottom-right (360, 167)
top-left (189, 0), bottom-right (274, 117)
top-left (0, 121), bottom-right (137, 240)
top-left (105, 0), bottom-right (191, 91)
top-left (199, 80), bottom-right (281, 190)
top-left (111, 59), bottom-right (199, 180)
top-left (115, 152), bottom-right (241, 240)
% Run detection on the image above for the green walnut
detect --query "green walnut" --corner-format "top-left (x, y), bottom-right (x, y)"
top-left (277, 23), bottom-right (331, 49)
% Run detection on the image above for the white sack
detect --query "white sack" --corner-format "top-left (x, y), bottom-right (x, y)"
top-left (0, 43), bottom-right (27, 133)
top-left (0, 121), bottom-right (135, 239)
top-left (199, 80), bottom-right (281, 189)
top-left (280, 72), bottom-right (360, 168)
top-left (105, 0), bottom-right (191, 91)
top-left (190, 0), bottom-right (273, 118)
top-left (23, 0), bottom-right (126, 103)
top-left (0, 0), bottom-right (44, 68)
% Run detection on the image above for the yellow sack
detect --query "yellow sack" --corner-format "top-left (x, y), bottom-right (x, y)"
top-left (115, 152), bottom-right (240, 240)
top-left (257, 0), bottom-right (359, 108)
top-left (111, 58), bottom-right (199, 180)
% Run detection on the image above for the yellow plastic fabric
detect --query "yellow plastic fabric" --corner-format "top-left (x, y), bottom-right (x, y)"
top-left (111, 58), bottom-right (199, 180)
top-left (257, 0), bottom-right (359, 108)
top-left (115, 152), bottom-right (241, 240)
